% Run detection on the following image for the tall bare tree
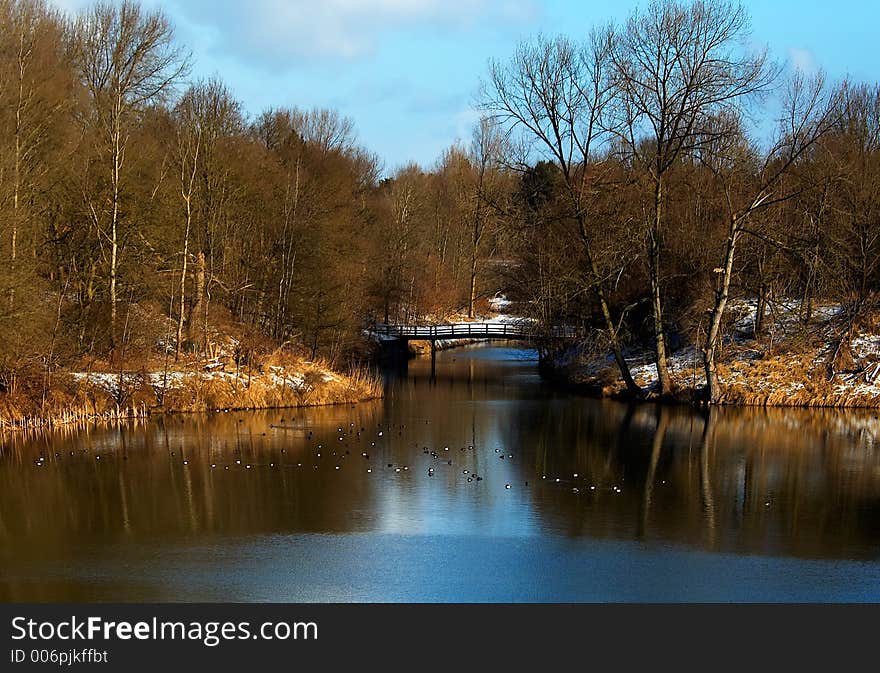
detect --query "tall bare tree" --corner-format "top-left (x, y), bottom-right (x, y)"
top-left (483, 32), bottom-right (640, 394)
top-left (611, 0), bottom-right (774, 394)
top-left (467, 117), bottom-right (506, 318)
top-left (2, 1), bottom-right (63, 283)
top-left (699, 74), bottom-right (841, 402)
top-left (188, 79), bottom-right (242, 354)
top-left (0, 0), bottom-right (68, 391)
top-left (171, 82), bottom-right (203, 359)
top-left (69, 0), bottom-right (188, 352)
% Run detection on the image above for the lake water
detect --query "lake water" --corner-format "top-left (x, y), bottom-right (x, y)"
top-left (2, 345), bottom-right (880, 602)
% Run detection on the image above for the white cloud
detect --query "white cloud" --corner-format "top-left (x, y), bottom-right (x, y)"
top-left (50, 0), bottom-right (91, 14)
top-left (788, 47), bottom-right (818, 75)
top-left (168, 0), bottom-right (539, 67)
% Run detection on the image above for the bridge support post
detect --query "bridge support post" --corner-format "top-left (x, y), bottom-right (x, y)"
top-left (430, 339), bottom-right (437, 380)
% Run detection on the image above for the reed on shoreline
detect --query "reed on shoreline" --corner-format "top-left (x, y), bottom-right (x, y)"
top-left (547, 346), bottom-right (880, 410)
top-left (0, 361), bottom-right (383, 431)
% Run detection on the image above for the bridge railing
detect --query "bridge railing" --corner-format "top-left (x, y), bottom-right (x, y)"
top-left (368, 321), bottom-right (581, 340)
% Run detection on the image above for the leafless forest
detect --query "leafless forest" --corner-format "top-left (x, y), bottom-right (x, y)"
top-left (0, 0), bottom-right (878, 414)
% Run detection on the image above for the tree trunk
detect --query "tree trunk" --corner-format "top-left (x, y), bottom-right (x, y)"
top-left (585, 250), bottom-right (640, 396)
top-left (10, 52), bottom-right (22, 310)
top-left (175, 214), bottom-right (190, 360)
top-left (597, 284), bottom-right (640, 396)
top-left (468, 251), bottom-right (477, 319)
top-left (755, 282), bottom-right (767, 337)
top-left (277, 160), bottom-right (300, 339)
top-left (704, 219), bottom-right (740, 404)
top-left (109, 112), bottom-right (123, 353)
top-left (110, 209), bottom-right (118, 350)
top-left (650, 177), bottom-right (672, 395)
top-left (176, 128), bottom-right (200, 358)
top-left (577, 215), bottom-right (640, 396)
top-left (188, 251), bottom-right (206, 352)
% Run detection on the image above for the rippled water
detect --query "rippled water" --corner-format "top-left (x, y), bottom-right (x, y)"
top-left (2, 345), bottom-right (880, 601)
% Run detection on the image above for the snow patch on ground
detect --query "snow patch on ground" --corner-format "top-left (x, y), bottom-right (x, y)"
top-left (728, 298), bottom-right (843, 338)
top-left (627, 346), bottom-right (707, 388)
top-left (268, 366), bottom-right (307, 390)
top-left (573, 299), bottom-right (880, 403)
top-left (72, 364), bottom-right (317, 396)
top-left (71, 372), bottom-right (140, 399)
top-left (488, 294), bottom-right (512, 311)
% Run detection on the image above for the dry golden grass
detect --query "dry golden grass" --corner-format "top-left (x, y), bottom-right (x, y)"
top-left (160, 366), bottom-right (381, 413)
top-left (708, 347), bottom-right (880, 407)
top-left (0, 357), bottom-right (383, 431)
top-left (560, 338), bottom-right (880, 409)
top-left (0, 376), bottom-right (151, 430)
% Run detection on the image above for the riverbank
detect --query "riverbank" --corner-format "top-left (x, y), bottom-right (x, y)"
top-left (545, 300), bottom-right (880, 409)
top-left (0, 356), bottom-right (382, 430)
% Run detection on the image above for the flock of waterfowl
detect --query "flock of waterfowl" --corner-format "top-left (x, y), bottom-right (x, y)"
top-left (24, 412), bottom-right (630, 498)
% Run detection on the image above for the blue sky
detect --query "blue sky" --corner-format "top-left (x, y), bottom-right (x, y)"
top-left (55, 0), bottom-right (880, 175)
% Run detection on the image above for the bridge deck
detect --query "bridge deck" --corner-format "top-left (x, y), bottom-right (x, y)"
top-left (369, 322), bottom-right (578, 341)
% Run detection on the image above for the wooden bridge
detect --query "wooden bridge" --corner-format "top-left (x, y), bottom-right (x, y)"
top-left (369, 321), bottom-right (581, 376)
top-left (370, 321), bottom-right (582, 341)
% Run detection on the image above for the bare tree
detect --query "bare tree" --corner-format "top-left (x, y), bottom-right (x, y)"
top-left (292, 107), bottom-right (356, 156)
top-left (466, 117), bottom-right (506, 318)
top-left (186, 78), bottom-right (242, 355)
top-left (611, 0), bottom-right (775, 395)
top-left (822, 84), bottom-right (880, 321)
top-left (0, 0), bottom-right (68, 391)
top-left (171, 82), bottom-right (203, 359)
top-left (69, 0), bottom-right (188, 353)
top-left (482, 31), bottom-right (640, 395)
top-left (3, 1), bottom-right (63, 284)
top-left (700, 74), bottom-right (841, 403)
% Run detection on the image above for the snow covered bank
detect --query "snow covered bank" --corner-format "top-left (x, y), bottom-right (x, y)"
top-left (0, 360), bottom-right (381, 431)
top-left (553, 299), bottom-right (880, 408)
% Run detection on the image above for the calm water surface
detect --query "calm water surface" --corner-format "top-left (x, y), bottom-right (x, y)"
top-left (2, 345), bottom-right (880, 601)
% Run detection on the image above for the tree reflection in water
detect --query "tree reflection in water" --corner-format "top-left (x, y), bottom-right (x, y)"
top-left (2, 345), bottom-right (880, 600)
